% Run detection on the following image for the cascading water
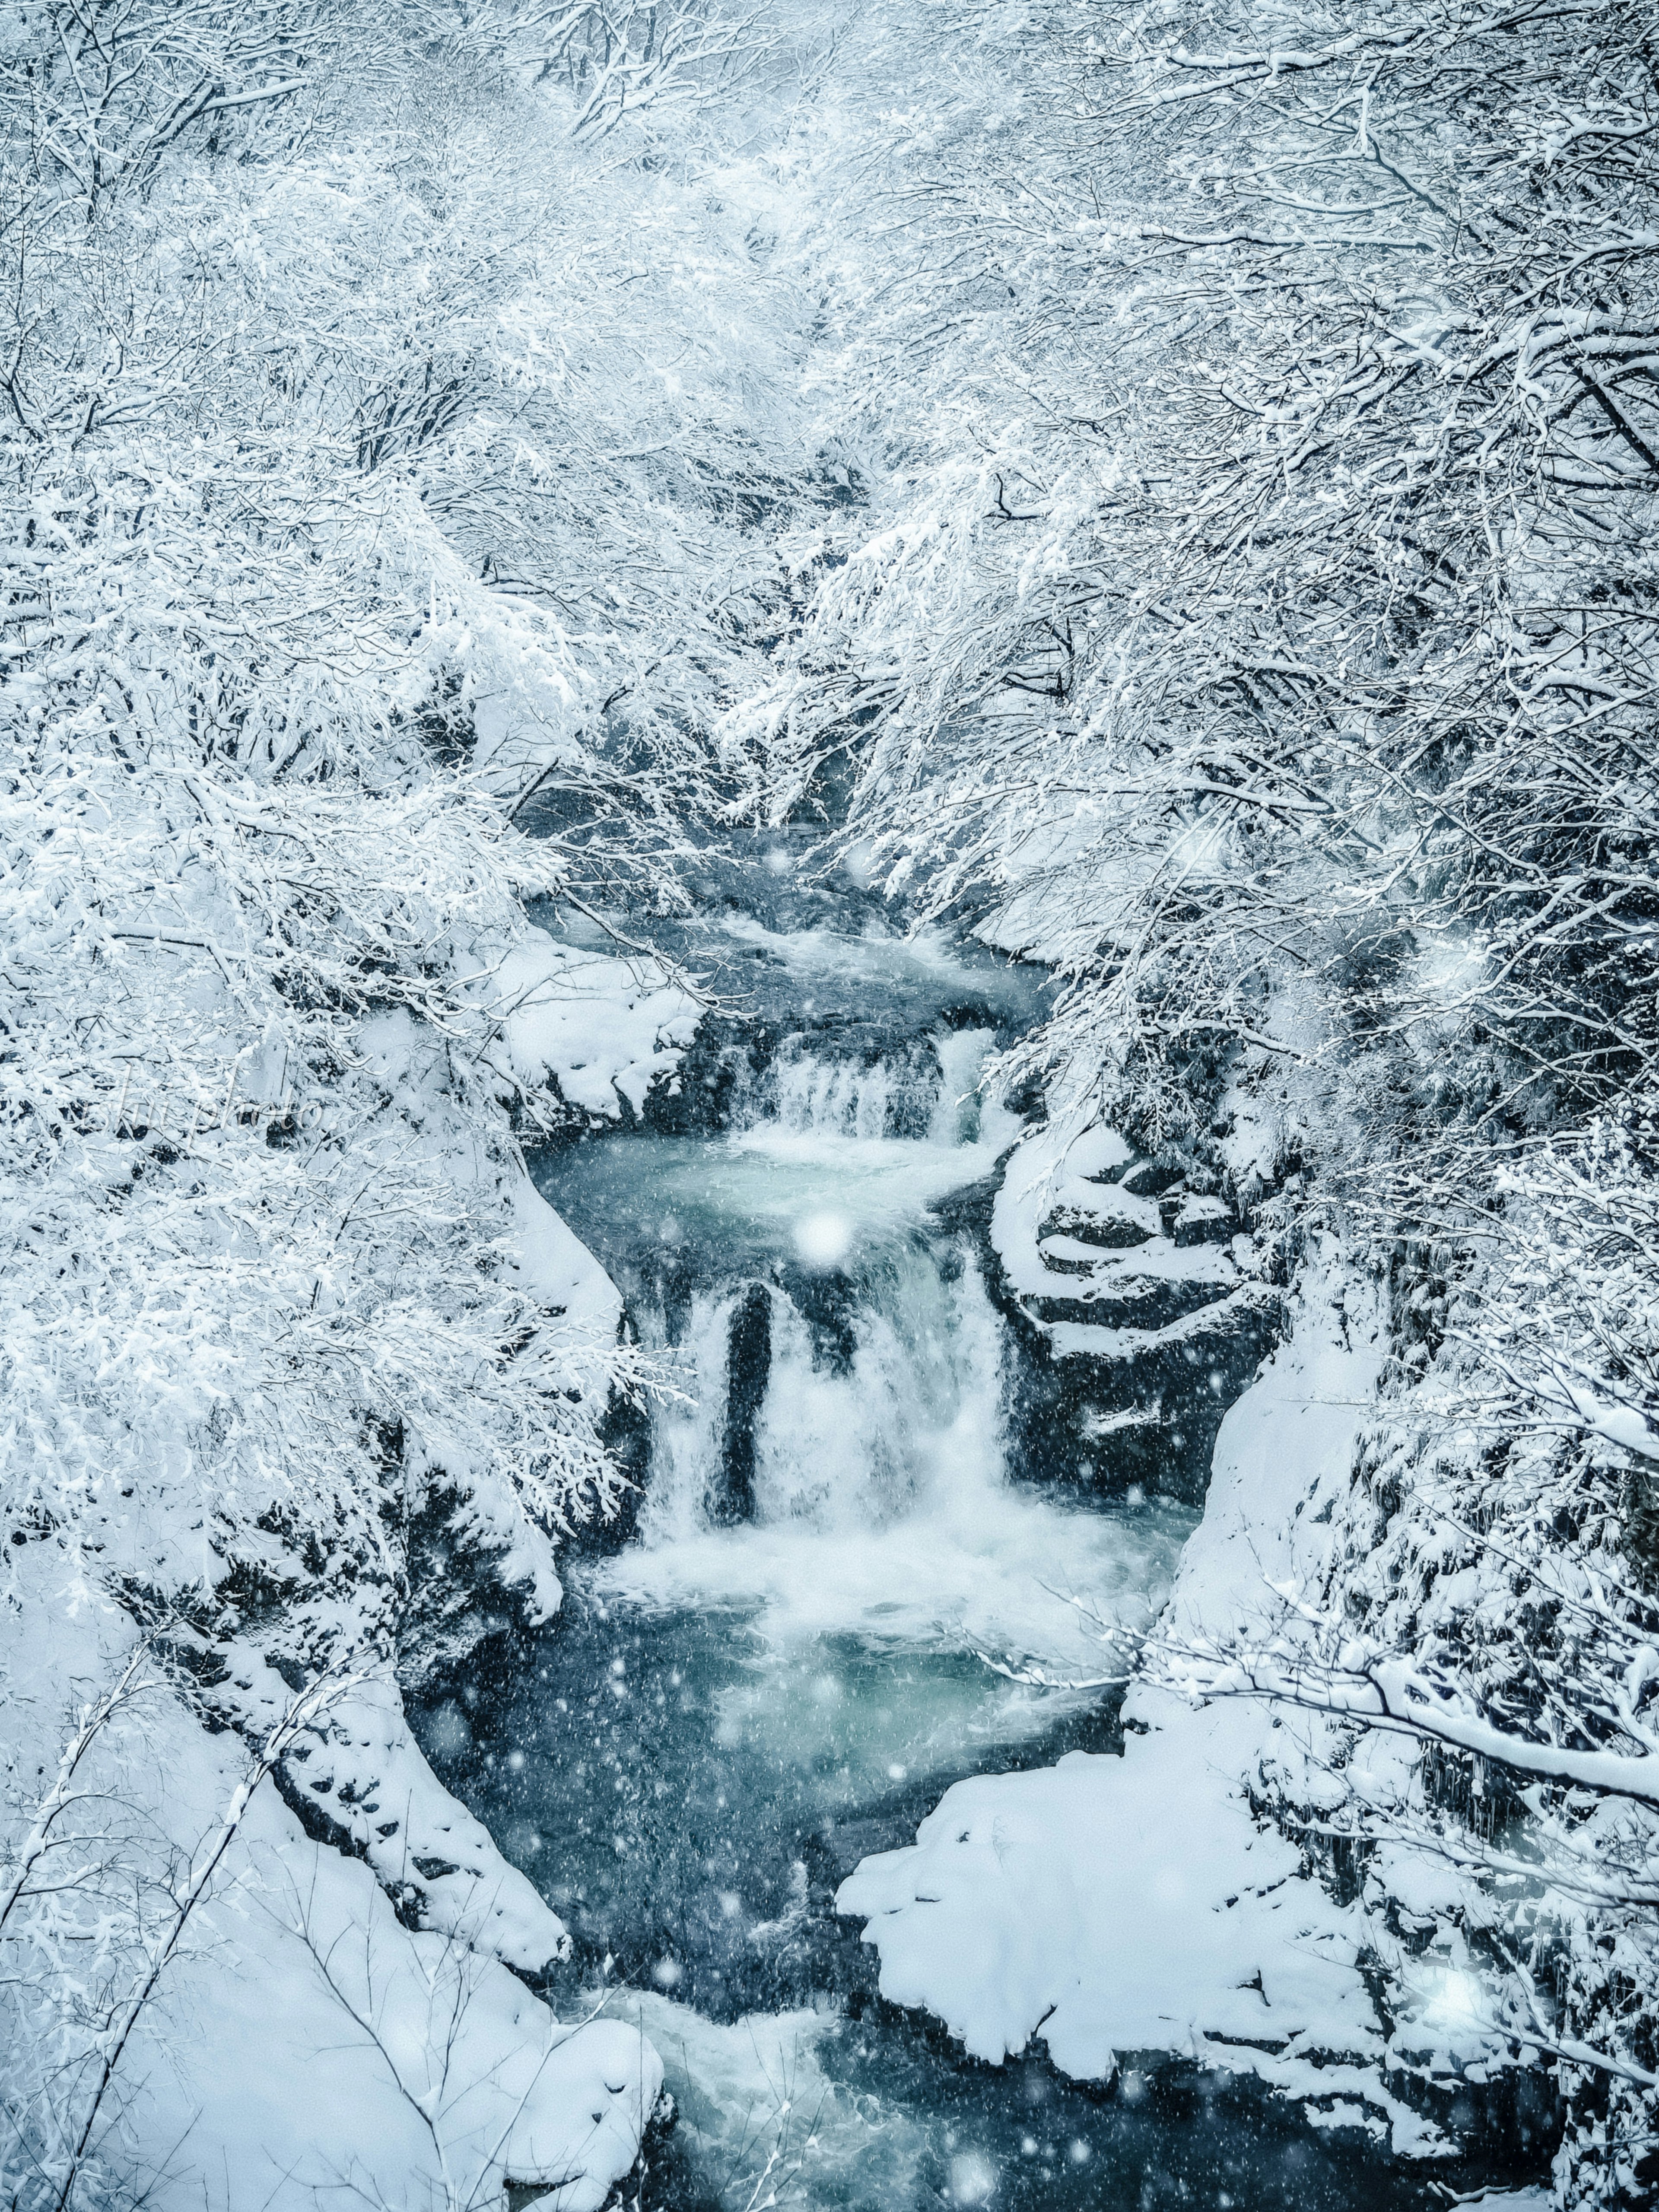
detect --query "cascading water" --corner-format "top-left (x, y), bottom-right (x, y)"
top-left (412, 908), bottom-right (1424, 2212)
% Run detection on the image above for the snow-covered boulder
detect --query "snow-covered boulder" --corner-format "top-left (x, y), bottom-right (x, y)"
top-left (493, 936), bottom-right (701, 1123)
top-left (988, 1116), bottom-right (1280, 1500)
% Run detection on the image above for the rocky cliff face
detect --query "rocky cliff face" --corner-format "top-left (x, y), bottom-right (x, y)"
top-left (975, 1118), bottom-right (1283, 1507)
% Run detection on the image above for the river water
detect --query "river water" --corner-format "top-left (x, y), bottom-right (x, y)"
top-left (410, 862), bottom-right (1430, 2212)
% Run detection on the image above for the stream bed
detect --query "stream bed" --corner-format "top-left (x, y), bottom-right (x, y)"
top-left (411, 865), bottom-right (1435, 2212)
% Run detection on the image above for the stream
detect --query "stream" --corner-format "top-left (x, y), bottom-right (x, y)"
top-left (411, 850), bottom-right (1430, 2212)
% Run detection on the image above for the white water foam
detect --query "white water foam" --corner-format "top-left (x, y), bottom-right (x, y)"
top-left (601, 1990), bottom-right (931, 2212)
top-left (770, 1050), bottom-right (900, 1141)
top-left (756, 1025), bottom-right (1010, 1148)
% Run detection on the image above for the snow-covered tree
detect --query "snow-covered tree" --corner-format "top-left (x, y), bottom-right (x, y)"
top-left (0, 0), bottom-right (816, 2181)
top-left (758, 1), bottom-right (1659, 2196)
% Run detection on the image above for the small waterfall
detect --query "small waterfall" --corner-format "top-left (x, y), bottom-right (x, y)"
top-left (928, 1024), bottom-right (998, 1146)
top-left (757, 1035), bottom-right (951, 1142)
top-left (639, 1244), bottom-right (1007, 1543)
top-left (769, 1051), bottom-right (897, 1139)
top-left (755, 1247), bottom-right (1008, 1526)
top-left (621, 1023), bottom-right (1016, 1540)
top-left (537, 1001), bottom-right (1185, 1659)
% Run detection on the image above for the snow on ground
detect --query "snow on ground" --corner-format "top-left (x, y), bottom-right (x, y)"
top-left (837, 1244), bottom-right (1463, 2154)
top-left (137, 1718), bottom-right (663, 2212)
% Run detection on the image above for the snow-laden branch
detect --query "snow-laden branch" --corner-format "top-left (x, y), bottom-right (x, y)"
top-left (1158, 1639), bottom-right (1659, 1812)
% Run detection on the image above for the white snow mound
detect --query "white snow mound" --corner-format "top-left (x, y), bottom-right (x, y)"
top-left (494, 936), bottom-right (700, 1120)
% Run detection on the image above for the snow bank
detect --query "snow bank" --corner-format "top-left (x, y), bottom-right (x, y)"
top-left (134, 1710), bottom-right (662, 2212)
top-left (837, 1253), bottom-right (1455, 2154)
top-left (215, 1650), bottom-right (574, 1974)
top-left (0, 1564), bottom-right (660, 2212)
top-left (513, 1176), bottom-right (624, 1338)
top-left (1452, 2196), bottom-right (1551, 2212)
top-left (493, 934), bottom-right (701, 1120)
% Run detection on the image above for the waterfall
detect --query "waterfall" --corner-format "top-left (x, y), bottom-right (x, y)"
top-left (637, 1241), bottom-right (1007, 1544)
top-left (609, 1025), bottom-right (1011, 1538)
top-left (424, 917), bottom-right (1201, 2202)
top-left (769, 1049), bottom-right (903, 1140)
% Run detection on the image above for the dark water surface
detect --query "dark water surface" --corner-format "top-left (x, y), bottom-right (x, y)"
top-left (413, 1590), bottom-right (1453, 2212)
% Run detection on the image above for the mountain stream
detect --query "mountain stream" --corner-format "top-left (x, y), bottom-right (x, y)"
top-left (410, 859), bottom-right (1427, 2212)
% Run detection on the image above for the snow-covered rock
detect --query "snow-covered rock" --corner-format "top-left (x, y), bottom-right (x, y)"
top-left (493, 936), bottom-right (702, 1122)
top-left (214, 1652), bottom-right (574, 1974)
top-left (139, 1781), bottom-right (661, 2212)
top-left (513, 1177), bottom-right (625, 1339)
top-left (991, 1116), bottom-right (1274, 1356)
top-left (988, 1114), bottom-right (1280, 1500)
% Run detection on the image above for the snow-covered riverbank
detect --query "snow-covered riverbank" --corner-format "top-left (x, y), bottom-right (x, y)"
top-left (838, 1259), bottom-right (1437, 2136)
top-left (8, 0), bottom-right (1649, 2202)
